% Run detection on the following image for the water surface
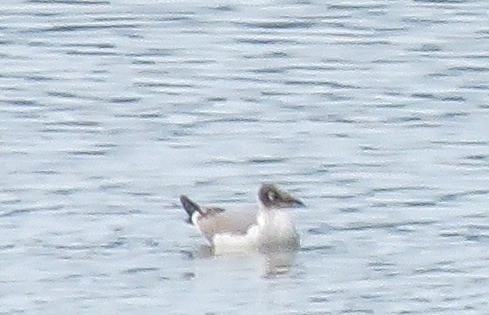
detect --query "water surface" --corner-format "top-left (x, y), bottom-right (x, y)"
top-left (1, 0), bottom-right (488, 313)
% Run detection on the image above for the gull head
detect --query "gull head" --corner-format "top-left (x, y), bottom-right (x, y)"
top-left (258, 184), bottom-right (305, 209)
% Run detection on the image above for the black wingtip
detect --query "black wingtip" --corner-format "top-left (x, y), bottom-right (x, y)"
top-left (179, 195), bottom-right (202, 220)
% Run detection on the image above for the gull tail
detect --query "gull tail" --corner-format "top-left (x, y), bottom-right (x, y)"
top-left (180, 195), bottom-right (202, 224)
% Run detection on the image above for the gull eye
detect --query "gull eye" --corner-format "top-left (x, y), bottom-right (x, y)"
top-left (267, 191), bottom-right (277, 202)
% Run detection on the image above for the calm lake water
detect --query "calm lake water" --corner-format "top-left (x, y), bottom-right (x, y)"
top-left (1, 0), bottom-right (488, 313)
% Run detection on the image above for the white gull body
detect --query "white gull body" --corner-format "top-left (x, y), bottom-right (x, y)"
top-left (180, 184), bottom-right (304, 255)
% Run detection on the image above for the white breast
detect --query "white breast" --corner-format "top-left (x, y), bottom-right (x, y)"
top-left (257, 210), bottom-right (299, 248)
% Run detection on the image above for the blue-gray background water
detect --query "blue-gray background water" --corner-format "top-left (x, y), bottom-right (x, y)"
top-left (1, 0), bottom-right (488, 313)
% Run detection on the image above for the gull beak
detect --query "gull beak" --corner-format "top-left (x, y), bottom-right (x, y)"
top-left (278, 189), bottom-right (305, 208)
top-left (281, 194), bottom-right (305, 208)
top-left (291, 198), bottom-right (306, 208)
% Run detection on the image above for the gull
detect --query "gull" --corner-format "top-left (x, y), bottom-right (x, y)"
top-left (179, 183), bottom-right (304, 254)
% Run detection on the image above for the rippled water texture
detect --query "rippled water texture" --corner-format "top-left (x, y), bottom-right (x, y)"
top-left (1, 0), bottom-right (488, 313)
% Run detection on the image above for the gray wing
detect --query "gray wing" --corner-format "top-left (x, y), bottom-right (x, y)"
top-left (198, 208), bottom-right (258, 242)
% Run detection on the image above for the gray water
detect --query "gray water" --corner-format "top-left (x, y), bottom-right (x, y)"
top-left (1, 0), bottom-right (488, 313)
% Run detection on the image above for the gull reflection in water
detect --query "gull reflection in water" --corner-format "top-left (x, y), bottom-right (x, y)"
top-left (188, 245), bottom-right (297, 278)
top-left (260, 248), bottom-right (297, 278)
